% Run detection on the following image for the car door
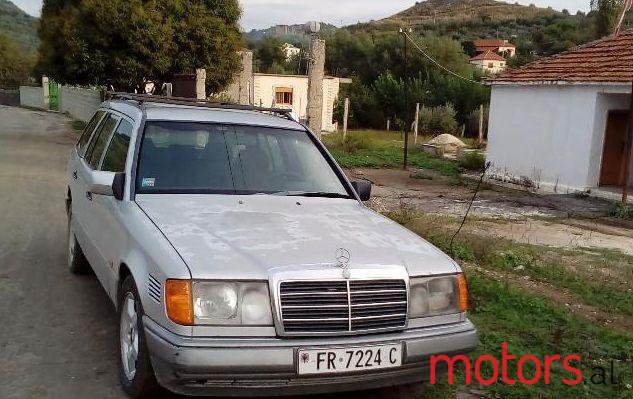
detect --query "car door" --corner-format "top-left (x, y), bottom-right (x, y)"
top-left (90, 116), bottom-right (134, 296)
top-left (69, 110), bottom-right (106, 244)
top-left (76, 113), bottom-right (121, 291)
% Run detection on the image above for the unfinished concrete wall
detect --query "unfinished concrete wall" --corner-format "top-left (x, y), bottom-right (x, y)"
top-left (19, 86), bottom-right (45, 109)
top-left (0, 89), bottom-right (19, 106)
top-left (226, 51), bottom-right (254, 105)
top-left (60, 86), bottom-right (102, 122)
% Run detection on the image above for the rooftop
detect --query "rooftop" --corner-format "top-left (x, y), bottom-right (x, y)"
top-left (474, 38), bottom-right (514, 48)
top-left (470, 50), bottom-right (506, 62)
top-left (490, 28), bottom-right (633, 85)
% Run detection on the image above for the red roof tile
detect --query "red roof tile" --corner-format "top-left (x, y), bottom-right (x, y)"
top-left (474, 38), bottom-right (514, 48)
top-left (491, 29), bottom-right (633, 84)
top-left (471, 50), bottom-right (506, 62)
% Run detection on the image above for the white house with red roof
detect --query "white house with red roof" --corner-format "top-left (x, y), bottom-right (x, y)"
top-left (474, 38), bottom-right (516, 58)
top-left (486, 29), bottom-right (633, 201)
top-left (470, 50), bottom-right (508, 74)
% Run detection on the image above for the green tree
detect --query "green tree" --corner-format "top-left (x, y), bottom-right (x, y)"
top-left (591, 0), bottom-right (625, 37)
top-left (253, 37), bottom-right (287, 73)
top-left (37, 0), bottom-right (242, 93)
top-left (0, 34), bottom-right (33, 88)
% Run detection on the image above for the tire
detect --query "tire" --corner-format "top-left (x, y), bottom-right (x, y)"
top-left (67, 209), bottom-right (91, 274)
top-left (117, 276), bottom-right (161, 399)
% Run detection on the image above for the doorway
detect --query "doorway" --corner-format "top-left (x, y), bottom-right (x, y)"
top-left (600, 110), bottom-right (630, 186)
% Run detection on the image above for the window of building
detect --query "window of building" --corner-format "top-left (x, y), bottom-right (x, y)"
top-left (275, 87), bottom-right (293, 105)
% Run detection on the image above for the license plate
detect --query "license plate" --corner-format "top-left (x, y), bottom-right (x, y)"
top-left (297, 343), bottom-right (402, 375)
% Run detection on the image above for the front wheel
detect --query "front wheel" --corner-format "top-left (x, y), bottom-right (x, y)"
top-left (117, 276), bottom-right (161, 398)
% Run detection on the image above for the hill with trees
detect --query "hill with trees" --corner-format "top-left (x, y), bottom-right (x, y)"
top-left (0, 0), bottom-right (38, 53)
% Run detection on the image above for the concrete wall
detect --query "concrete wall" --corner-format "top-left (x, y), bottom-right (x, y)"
top-left (59, 86), bottom-right (102, 122)
top-left (0, 89), bottom-right (20, 106)
top-left (253, 73), bottom-right (342, 132)
top-left (488, 84), bottom-right (633, 193)
top-left (19, 86), bottom-right (46, 109)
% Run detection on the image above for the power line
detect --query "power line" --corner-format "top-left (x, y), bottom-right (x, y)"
top-left (402, 30), bottom-right (485, 86)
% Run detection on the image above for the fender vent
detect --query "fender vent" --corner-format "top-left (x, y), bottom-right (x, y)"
top-left (148, 274), bottom-right (162, 303)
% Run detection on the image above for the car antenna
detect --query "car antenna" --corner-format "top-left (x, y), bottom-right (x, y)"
top-left (449, 161), bottom-right (492, 258)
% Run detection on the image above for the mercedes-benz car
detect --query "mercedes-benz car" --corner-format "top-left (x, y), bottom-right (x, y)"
top-left (65, 94), bottom-right (477, 398)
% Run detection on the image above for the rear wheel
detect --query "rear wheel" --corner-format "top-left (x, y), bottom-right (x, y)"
top-left (117, 276), bottom-right (161, 398)
top-left (67, 210), bottom-right (90, 274)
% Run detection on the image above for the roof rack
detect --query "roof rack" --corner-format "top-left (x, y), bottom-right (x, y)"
top-left (105, 92), bottom-right (297, 121)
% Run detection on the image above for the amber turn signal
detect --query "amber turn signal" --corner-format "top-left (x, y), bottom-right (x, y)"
top-left (457, 273), bottom-right (468, 312)
top-left (165, 279), bottom-right (193, 325)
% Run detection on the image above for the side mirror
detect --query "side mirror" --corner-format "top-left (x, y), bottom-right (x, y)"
top-left (89, 170), bottom-right (116, 197)
top-left (112, 172), bottom-right (125, 201)
top-left (351, 179), bottom-right (372, 201)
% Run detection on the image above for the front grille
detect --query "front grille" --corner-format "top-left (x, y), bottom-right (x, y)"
top-left (279, 279), bottom-right (407, 334)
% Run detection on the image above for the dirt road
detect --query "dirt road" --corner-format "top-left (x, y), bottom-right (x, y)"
top-left (0, 106), bottom-right (124, 398)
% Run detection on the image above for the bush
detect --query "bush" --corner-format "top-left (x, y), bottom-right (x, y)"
top-left (327, 132), bottom-right (375, 154)
top-left (609, 203), bottom-right (633, 220)
top-left (458, 151), bottom-right (486, 171)
top-left (417, 103), bottom-right (459, 136)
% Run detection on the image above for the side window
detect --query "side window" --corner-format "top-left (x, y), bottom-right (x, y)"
top-left (101, 119), bottom-right (133, 172)
top-left (86, 115), bottom-right (119, 169)
top-left (77, 110), bottom-right (105, 157)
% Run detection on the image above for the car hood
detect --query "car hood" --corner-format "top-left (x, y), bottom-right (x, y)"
top-left (136, 194), bottom-right (460, 280)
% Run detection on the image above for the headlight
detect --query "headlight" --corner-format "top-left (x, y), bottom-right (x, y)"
top-left (409, 274), bottom-right (468, 318)
top-left (191, 281), bottom-right (273, 326)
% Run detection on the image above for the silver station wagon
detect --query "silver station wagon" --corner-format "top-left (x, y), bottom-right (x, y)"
top-left (65, 94), bottom-right (477, 398)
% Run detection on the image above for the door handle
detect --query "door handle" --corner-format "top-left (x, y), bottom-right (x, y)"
top-left (72, 171), bottom-right (78, 179)
top-left (86, 191), bottom-right (93, 201)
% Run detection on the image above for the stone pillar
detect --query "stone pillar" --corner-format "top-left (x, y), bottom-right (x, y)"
top-left (42, 76), bottom-right (50, 108)
top-left (195, 69), bottom-right (206, 100)
top-left (225, 51), bottom-right (254, 105)
top-left (306, 38), bottom-right (325, 139)
top-left (239, 51), bottom-right (254, 105)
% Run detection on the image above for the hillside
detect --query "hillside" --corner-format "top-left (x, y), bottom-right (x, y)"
top-left (343, 0), bottom-right (597, 60)
top-left (382, 0), bottom-right (560, 26)
top-left (0, 0), bottom-right (38, 53)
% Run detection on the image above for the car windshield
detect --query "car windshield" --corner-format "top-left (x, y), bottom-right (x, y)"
top-left (136, 121), bottom-right (351, 197)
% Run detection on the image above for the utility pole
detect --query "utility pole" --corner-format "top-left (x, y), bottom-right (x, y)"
top-left (306, 22), bottom-right (325, 139)
top-left (414, 102), bottom-right (420, 144)
top-left (478, 104), bottom-right (484, 143)
top-left (343, 97), bottom-right (349, 139)
top-left (400, 28), bottom-right (411, 170)
top-left (622, 80), bottom-right (633, 203)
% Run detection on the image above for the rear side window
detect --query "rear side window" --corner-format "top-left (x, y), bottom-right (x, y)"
top-left (102, 119), bottom-right (133, 172)
top-left (86, 115), bottom-right (119, 169)
top-left (77, 110), bottom-right (105, 157)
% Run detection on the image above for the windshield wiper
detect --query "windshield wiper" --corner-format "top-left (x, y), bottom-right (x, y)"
top-left (273, 191), bottom-right (351, 199)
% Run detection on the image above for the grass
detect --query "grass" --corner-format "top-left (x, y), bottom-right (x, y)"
top-left (610, 203), bottom-right (633, 220)
top-left (323, 130), bottom-right (462, 179)
top-left (387, 210), bottom-right (633, 398)
top-left (463, 272), bottom-right (633, 399)
top-left (388, 212), bottom-right (633, 317)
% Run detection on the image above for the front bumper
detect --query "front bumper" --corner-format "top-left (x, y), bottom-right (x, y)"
top-left (144, 316), bottom-right (477, 397)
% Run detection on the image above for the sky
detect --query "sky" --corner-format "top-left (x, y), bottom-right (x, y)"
top-left (12, 0), bottom-right (591, 30)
